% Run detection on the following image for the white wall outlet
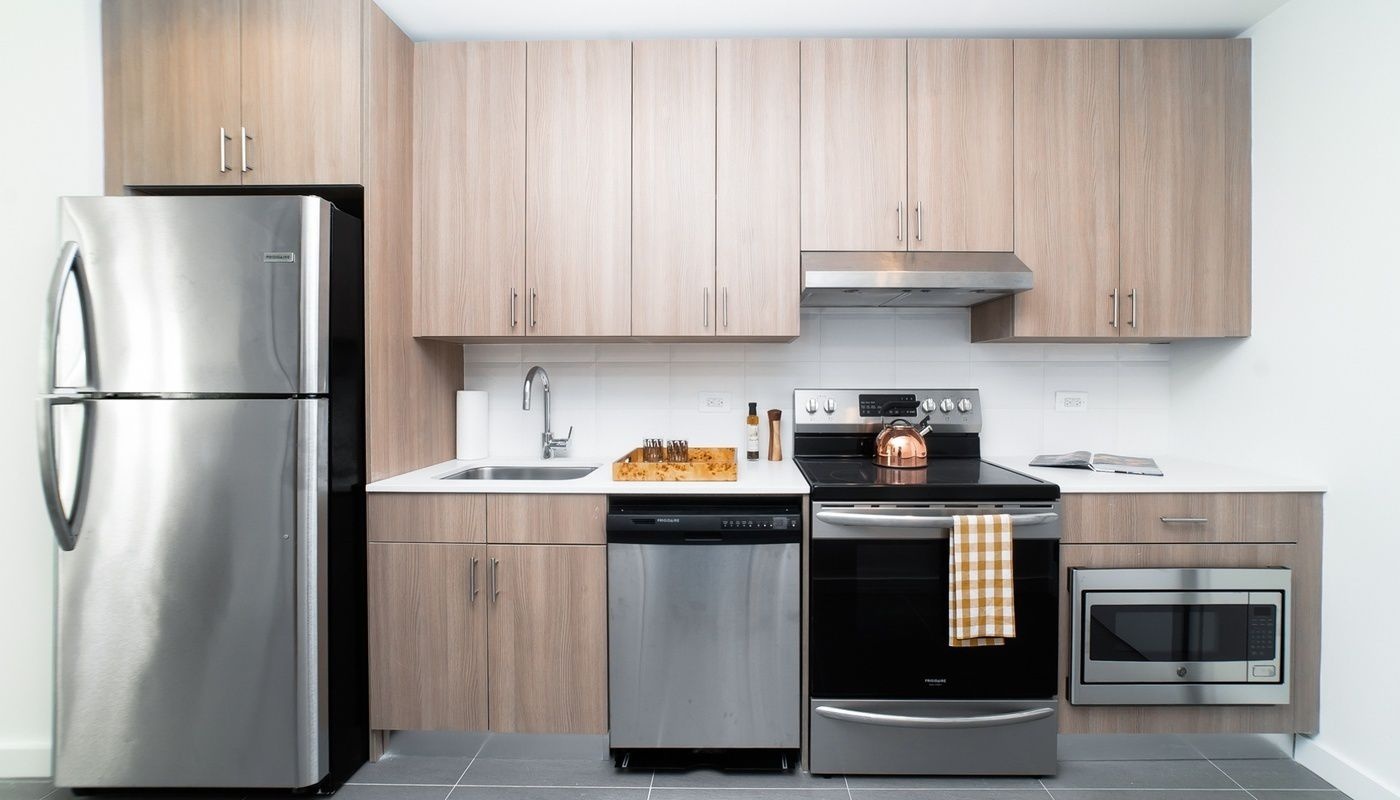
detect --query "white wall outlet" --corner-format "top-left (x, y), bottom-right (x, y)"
top-left (698, 392), bottom-right (732, 413)
top-left (1055, 391), bottom-right (1090, 412)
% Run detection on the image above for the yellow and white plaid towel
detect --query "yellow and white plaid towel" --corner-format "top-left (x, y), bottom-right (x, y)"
top-left (948, 514), bottom-right (1016, 647)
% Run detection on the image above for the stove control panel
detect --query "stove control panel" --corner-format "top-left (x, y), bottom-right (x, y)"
top-left (794, 388), bottom-right (982, 434)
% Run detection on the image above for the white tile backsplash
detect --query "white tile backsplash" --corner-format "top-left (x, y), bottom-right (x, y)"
top-left (461, 309), bottom-right (1171, 460)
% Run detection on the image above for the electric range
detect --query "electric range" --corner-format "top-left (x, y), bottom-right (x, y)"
top-left (794, 388), bottom-right (1062, 777)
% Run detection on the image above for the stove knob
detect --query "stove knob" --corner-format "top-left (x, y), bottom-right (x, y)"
top-left (805, 398), bottom-right (818, 414)
top-left (939, 398), bottom-right (955, 413)
top-left (824, 398), bottom-right (837, 414)
top-left (920, 398), bottom-right (937, 413)
top-left (957, 398), bottom-right (973, 413)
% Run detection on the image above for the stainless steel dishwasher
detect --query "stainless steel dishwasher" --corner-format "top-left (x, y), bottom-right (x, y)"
top-left (607, 496), bottom-right (802, 759)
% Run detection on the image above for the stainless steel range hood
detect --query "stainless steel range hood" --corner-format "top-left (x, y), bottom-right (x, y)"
top-left (801, 251), bottom-right (1032, 308)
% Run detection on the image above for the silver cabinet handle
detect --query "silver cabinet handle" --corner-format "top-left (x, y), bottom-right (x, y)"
top-left (815, 510), bottom-right (1058, 528)
top-left (469, 556), bottom-right (480, 602)
top-left (219, 127), bottom-right (232, 173)
top-left (815, 705), bottom-right (1054, 730)
top-left (529, 290), bottom-right (538, 330)
top-left (1110, 288), bottom-right (1119, 328)
top-left (1129, 289), bottom-right (1138, 329)
top-left (490, 557), bottom-right (500, 602)
top-left (240, 127), bottom-right (253, 173)
top-left (510, 288), bottom-right (518, 329)
top-left (721, 287), bottom-right (729, 329)
top-left (895, 202), bottom-right (904, 243)
top-left (1160, 517), bottom-right (1209, 524)
top-left (915, 201), bottom-right (924, 243)
top-left (703, 286), bottom-right (710, 329)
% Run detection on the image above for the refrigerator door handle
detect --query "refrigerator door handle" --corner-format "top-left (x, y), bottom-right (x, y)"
top-left (37, 396), bottom-right (93, 551)
top-left (44, 241), bottom-right (96, 393)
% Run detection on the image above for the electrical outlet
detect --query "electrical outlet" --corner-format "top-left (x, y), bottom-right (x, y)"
top-left (698, 392), bottom-right (732, 413)
top-left (1055, 391), bottom-right (1090, 412)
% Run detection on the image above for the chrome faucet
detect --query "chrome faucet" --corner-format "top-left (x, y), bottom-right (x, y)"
top-left (522, 365), bottom-right (572, 459)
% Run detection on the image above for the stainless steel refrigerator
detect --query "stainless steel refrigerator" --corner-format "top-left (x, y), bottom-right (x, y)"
top-left (38, 195), bottom-right (367, 790)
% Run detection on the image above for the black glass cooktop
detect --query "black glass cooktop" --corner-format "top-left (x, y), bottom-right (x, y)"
top-left (795, 456), bottom-right (1060, 502)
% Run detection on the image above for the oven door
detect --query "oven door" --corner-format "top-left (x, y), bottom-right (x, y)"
top-left (808, 503), bottom-right (1060, 701)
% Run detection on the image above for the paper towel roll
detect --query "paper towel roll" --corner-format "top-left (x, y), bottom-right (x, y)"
top-left (456, 390), bottom-right (489, 460)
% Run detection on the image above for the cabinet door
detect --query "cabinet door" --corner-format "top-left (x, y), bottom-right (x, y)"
top-left (239, 0), bottom-right (361, 185)
top-left (104, 0), bottom-right (242, 187)
top-left (488, 545), bottom-right (607, 733)
top-left (1006, 39), bottom-right (1120, 338)
top-left (368, 493), bottom-right (487, 544)
top-left (717, 39), bottom-right (801, 338)
top-left (526, 41), bottom-right (632, 336)
top-left (1120, 39), bottom-right (1251, 338)
top-left (801, 39), bottom-right (908, 251)
top-left (487, 494), bottom-right (605, 545)
top-left (907, 40), bottom-right (1013, 252)
top-left (368, 543), bottom-right (487, 730)
top-left (414, 42), bottom-right (526, 338)
top-left (632, 40), bottom-right (716, 337)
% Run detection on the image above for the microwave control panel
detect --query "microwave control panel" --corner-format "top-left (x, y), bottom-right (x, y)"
top-left (1247, 604), bottom-right (1278, 661)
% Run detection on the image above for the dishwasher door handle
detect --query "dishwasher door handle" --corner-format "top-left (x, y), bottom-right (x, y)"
top-left (814, 705), bottom-right (1054, 730)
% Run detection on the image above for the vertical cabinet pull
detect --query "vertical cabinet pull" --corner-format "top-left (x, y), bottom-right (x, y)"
top-left (915, 202), bottom-right (924, 243)
top-left (721, 287), bottom-right (729, 329)
top-left (895, 202), bottom-right (904, 243)
top-left (219, 128), bottom-right (232, 173)
top-left (489, 557), bottom-right (500, 602)
top-left (1129, 289), bottom-right (1139, 329)
top-left (510, 288), bottom-right (518, 329)
top-left (529, 290), bottom-right (538, 330)
top-left (703, 287), bottom-right (710, 329)
top-left (1110, 288), bottom-right (1119, 328)
top-left (240, 127), bottom-right (253, 173)
top-left (469, 556), bottom-right (479, 602)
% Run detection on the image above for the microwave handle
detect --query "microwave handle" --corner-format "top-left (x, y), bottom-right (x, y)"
top-left (814, 705), bottom-right (1054, 729)
top-left (814, 510), bottom-right (1058, 529)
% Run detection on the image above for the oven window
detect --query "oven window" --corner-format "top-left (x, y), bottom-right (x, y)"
top-left (1088, 603), bottom-right (1254, 662)
top-left (809, 539), bottom-right (1058, 699)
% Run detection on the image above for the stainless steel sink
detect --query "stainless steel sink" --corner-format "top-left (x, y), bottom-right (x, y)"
top-left (441, 465), bottom-right (597, 481)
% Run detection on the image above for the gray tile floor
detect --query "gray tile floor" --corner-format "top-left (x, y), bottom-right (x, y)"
top-left (0, 746), bottom-right (1351, 800)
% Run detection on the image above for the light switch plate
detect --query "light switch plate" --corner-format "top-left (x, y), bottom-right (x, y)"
top-left (1055, 391), bottom-right (1090, 412)
top-left (698, 392), bottom-right (732, 413)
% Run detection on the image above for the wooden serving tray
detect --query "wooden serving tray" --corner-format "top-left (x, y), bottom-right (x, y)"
top-left (612, 447), bottom-right (738, 482)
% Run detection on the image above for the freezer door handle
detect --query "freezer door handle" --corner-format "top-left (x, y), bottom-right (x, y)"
top-left (37, 395), bottom-right (93, 552)
top-left (814, 704), bottom-right (1054, 729)
top-left (44, 241), bottom-right (96, 393)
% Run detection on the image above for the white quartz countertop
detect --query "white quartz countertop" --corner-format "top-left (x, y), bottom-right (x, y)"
top-left (367, 455), bottom-right (811, 495)
top-left (987, 455), bottom-right (1327, 494)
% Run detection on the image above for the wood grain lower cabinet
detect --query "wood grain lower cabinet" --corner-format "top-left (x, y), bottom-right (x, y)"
top-left (487, 545), bottom-right (608, 733)
top-left (487, 494), bottom-right (606, 544)
top-left (369, 543), bottom-right (488, 730)
top-left (368, 493), bottom-right (487, 543)
top-left (1062, 492), bottom-right (1322, 544)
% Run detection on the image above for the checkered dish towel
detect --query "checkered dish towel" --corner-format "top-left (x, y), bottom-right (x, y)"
top-left (948, 514), bottom-right (1016, 647)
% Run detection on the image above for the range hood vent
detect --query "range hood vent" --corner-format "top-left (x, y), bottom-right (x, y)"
top-left (800, 251), bottom-right (1033, 308)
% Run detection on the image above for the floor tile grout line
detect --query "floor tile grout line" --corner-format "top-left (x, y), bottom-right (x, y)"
top-left (1208, 756), bottom-right (1262, 800)
top-left (1039, 776), bottom-right (1055, 799)
top-left (844, 774), bottom-right (853, 800)
top-left (646, 769), bottom-right (655, 800)
top-left (443, 735), bottom-right (492, 799)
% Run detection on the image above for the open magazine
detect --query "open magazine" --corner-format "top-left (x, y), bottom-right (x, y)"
top-left (1030, 451), bottom-right (1164, 477)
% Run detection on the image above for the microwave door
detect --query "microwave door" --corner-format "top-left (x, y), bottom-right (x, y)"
top-left (1081, 591), bottom-right (1254, 685)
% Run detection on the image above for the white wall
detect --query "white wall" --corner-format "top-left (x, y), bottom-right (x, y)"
top-left (1171, 1), bottom-right (1400, 798)
top-left (0, 0), bottom-right (104, 779)
top-left (463, 309), bottom-right (1171, 460)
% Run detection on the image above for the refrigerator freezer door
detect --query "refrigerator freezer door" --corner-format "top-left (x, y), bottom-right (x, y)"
top-left (54, 397), bottom-right (328, 789)
top-left (54, 196), bottom-right (330, 395)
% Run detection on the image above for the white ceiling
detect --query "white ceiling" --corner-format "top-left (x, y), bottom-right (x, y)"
top-left (376, 0), bottom-right (1290, 42)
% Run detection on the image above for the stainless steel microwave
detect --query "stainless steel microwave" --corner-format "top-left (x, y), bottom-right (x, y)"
top-left (1070, 568), bottom-right (1291, 705)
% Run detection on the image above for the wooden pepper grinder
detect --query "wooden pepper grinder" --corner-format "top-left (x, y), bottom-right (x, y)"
top-left (767, 409), bottom-right (783, 461)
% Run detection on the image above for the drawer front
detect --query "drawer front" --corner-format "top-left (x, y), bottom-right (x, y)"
top-left (368, 493), bottom-right (487, 543)
top-left (1062, 493), bottom-right (1320, 544)
top-left (487, 494), bottom-right (606, 544)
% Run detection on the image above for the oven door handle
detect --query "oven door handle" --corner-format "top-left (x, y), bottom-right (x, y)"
top-left (814, 705), bottom-right (1055, 729)
top-left (814, 510), bottom-right (1058, 528)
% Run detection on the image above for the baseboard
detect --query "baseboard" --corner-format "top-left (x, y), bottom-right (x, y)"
top-left (1295, 736), bottom-right (1400, 800)
top-left (0, 744), bottom-right (51, 779)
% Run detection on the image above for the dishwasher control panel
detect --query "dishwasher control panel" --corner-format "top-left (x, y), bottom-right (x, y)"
top-left (721, 516), bottom-right (792, 530)
top-left (607, 496), bottom-right (802, 542)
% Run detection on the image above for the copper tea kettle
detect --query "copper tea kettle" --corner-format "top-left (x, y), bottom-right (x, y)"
top-left (873, 417), bottom-right (936, 468)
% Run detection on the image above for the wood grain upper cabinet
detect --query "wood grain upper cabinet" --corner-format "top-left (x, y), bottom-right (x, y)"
top-left (239, 0), bottom-right (362, 185)
top-left (716, 39), bottom-right (801, 338)
top-left (103, 0), bottom-right (242, 187)
top-left (631, 41), bottom-right (717, 337)
top-left (973, 39), bottom-right (1120, 340)
top-left (414, 42), bottom-right (527, 338)
top-left (1120, 39), bottom-right (1251, 338)
top-left (526, 41), bottom-right (632, 336)
top-left (801, 39), bottom-right (908, 251)
top-left (906, 40), bottom-right (1013, 252)
top-left (368, 543), bottom-right (487, 730)
top-left (487, 545), bottom-right (608, 733)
